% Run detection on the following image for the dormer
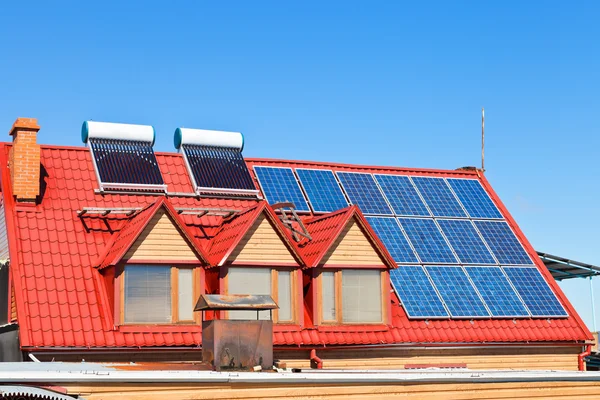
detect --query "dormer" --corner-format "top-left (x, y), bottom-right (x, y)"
top-left (206, 202), bottom-right (305, 324)
top-left (299, 206), bottom-right (397, 326)
top-left (93, 198), bottom-right (208, 325)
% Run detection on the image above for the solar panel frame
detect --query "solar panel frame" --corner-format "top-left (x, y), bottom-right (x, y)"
top-left (295, 168), bottom-right (349, 213)
top-left (88, 138), bottom-right (167, 192)
top-left (390, 266), bottom-right (450, 319)
top-left (411, 176), bottom-right (467, 218)
top-left (464, 266), bottom-right (530, 318)
top-left (336, 171), bottom-right (394, 216)
top-left (425, 266), bottom-right (491, 318)
top-left (365, 216), bottom-right (419, 264)
top-left (436, 219), bottom-right (497, 265)
top-left (373, 174), bottom-right (431, 217)
top-left (446, 178), bottom-right (503, 219)
top-left (474, 220), bottom-right (533, 265)
top-left (182, 144), bottom-right (259, 196)
top-left (397, 218), bottom-right (458, 264)
top-left (253, 166), bottom-right (311, 212)
top-left (502, 266), bottom-right (568, 317)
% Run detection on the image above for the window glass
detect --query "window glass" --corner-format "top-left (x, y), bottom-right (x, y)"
top-left (228, 267), bottom-right (271, 320)
top-left (342, 270), bottom-right (382, 323)
top-left (178, 268), bottom-right (194, 321)
top-left (321, 271), bottom-right (336, 321)
top-left (277, 270), bottom-right (293, 322)
top-left (124, 265), bottom-right (171, 323)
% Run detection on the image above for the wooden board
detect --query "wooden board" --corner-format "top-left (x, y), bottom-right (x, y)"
top-left (321, 220), bottom-right (385, 266)
top-left (62, 380), bottom-right (600, 400)
top-left (227, 215), bottom-right (298, 265)
top-left (124, 210), bottom-right (199, 262)
top-left (275, 346), bottom-right (581, 371)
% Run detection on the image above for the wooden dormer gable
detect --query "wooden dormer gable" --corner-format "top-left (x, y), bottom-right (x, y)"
top-left (300, 206), bottom-right (397, 269)
top-left (95, 198), bottom-right (209, 269)
top-left (207, 202), bottom-right (304, 267)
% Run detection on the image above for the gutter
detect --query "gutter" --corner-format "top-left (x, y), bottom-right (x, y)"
top-left (23, 341), bottom-right (589, 355)
top-left (0, 368), bottom-right (599, 385)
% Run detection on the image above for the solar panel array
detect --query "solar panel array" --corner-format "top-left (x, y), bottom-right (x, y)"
top-left (251, 166), bottom-right (566, 320)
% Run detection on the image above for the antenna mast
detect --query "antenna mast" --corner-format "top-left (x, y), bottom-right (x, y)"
top-left (481, 107), bottom-right (485, 172)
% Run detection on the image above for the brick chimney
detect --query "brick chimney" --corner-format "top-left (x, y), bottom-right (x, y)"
top-left (9, 118), bottom-right (41, 202)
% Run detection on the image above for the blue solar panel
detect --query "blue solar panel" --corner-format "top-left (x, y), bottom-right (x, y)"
top-left (366, 217), bottom-right (418, 263)
top-left (447, 179), bottom-right (503, 219)
top-left (296, 169), bottom-right (349, 213)
top-left (411, 177), bottom-right (466, 217)
top-left (374, 174), bottom-right (430, 216)
top-left (253, 166), bottom-right (310, 212)
top-left (397, 218), bottom-right (457, 263)
top-left (336, 172), bottom-right (393, 215)
top-left (391, 266), bottom-right (449, 318)
top-left (503, 267), bottom-right (568, 317)
top-left (437, 219), bottom-right (496, 265)
top-left (465, 267), bottom-right (530, 317)
top-left (425, 266), bottom-right (490, 317)
top-left (474, 221), bottom-right (532, 265)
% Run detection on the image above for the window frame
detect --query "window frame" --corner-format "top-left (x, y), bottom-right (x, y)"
top-left (118, 264), bottom-right (201, 326)
top-left (317, 268), bottom-right (388, 325)
top-left (224, 266), bottom-right (298, 324)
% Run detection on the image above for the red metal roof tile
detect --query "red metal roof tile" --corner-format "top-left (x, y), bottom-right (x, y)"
top-left (0, 143), bottom-right (592, 353)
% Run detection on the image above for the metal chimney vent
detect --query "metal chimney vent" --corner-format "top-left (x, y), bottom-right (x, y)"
top-left (195, 294), bottom-right (277, 371)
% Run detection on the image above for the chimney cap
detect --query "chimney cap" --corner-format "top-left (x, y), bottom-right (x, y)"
top-left (10, 117), bottom-right (40, 136)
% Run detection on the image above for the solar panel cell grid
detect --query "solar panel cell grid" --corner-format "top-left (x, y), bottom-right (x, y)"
top-left (503, 267), bottom-right (568, 317)
top-left (253, 166), bottom-right (310, 212)
top-left (390, 266), bottom-right (449, 318)
top-left (90, 139), bottom-right (164, 186)
top-left (411, 177), bottom-right (467, 218)
top-left (474, 221), bottom-right (532, 265)
top-left (366, 217), bottom-right (419, 263)
top-left (465, 266), bottom-right (530, 317)
top-left (184, 145), bottom-right (256, 191)
top-left (447, 179), bottom-right (503, 219)
top-left (437, 219), bottom-right (496, 265)
top-left (425, 266), bottom-right (490, 317)
top-left (296, 169), bottom-right (349, 213)
top-left (336, 172), bottom-right (393, 215)
top-left (397, 218), bottom-right (457, 264)
top-left (374, 174), bottom-right (430, 216)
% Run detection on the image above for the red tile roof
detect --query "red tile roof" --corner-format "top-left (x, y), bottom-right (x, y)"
top-left (1, 143), bottom-right (592, 352)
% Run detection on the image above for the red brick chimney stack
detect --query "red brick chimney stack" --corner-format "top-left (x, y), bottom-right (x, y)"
top-left (9, 118), bottom-right (41, 202)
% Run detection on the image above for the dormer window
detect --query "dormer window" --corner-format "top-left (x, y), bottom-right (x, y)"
top-left (226, 267), bottom-right (296, 324)
top-left (320, 269), bottom-right (383, 324)
top-left (123, 265), bottom-right (197, 324)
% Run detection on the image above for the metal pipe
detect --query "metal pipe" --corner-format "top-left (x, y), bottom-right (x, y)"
top-left (590, 276), bottom-right (597, 332)
top-left (579, 344), bottom-right (592, 371)
top-left (310, 349), bottom-right (323, 369)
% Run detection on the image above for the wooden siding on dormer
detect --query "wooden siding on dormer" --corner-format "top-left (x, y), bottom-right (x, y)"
top-left (227, 214), bottom-right (298, 265)
top-left (124, 209), bottom-right (199, 262)
top-left (321, 220), bottom-right (385, 266)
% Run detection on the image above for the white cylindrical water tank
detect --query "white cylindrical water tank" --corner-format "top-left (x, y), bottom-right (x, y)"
top-left (82, 121), bottom-right (156, 144)
top-left (174, 127), bottom-right (244, 150)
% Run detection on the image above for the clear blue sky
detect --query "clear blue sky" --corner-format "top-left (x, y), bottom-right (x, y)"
top-left (0, 1), bottom-right (598, 329)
